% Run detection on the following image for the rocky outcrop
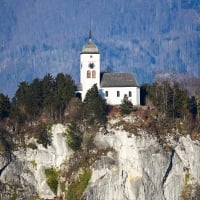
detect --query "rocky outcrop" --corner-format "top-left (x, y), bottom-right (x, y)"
top-left (0, 120), bottom-right (200, 200)
top-left (83, 119), bottom-right (200, 200)
top-left (0, 124), bottom-right (71, 199)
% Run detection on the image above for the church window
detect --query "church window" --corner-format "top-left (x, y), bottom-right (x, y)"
top-left (87, 70), bottom-right (91, 78)
top-left (105, 91), bottom-right (108, 97)
top-left (92, 70), bottom-right (96, 78)
top-left (129, 91), bottom-right (132, 97)
top-left (117, 91), bottom-right (120, 97)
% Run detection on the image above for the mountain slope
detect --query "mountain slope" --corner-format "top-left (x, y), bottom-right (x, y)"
top-left (0, 0), bottom-right (200, 96)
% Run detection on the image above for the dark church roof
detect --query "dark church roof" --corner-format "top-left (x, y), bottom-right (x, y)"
top-left (101, 73), bottom-right (139, 87)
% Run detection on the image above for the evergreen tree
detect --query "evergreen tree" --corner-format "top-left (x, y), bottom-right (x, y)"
top-left (41, 74), bottom-right (55, 119)
top-left (64, 74), bottom-right (75, 104)
top-left (140, 84), bottom-right (148, 105)
top-left (120, 95), bottom-right (133, 115)
top-left (36, 124), bottom-right (52, 148)
top-left (54, 73), bottom-right (74, 121)
top-left (13, 81), bottom-right (30, 114)
top-left (28, 78), bottom-right (43, 119)
top-left (83, 84), bottom-right (107, 126)
top-left (0, 93), bottom-right (10, 120)
top-left (0, 128), bottom-right (13, 162)
top-left (189, 96), bottom-right (197, 119)
top-left (67, 122), bottom-right (82, 151)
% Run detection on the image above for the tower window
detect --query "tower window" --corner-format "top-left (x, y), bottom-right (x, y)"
top-left (105, 91), bottom-right (108, 97)
top-left (92, 70), bottom-right (96, 78)
top-left (129, 91), bottom-right (132, 97)
top-left (117, 91), bottom-right (120, 97)
top-left (87, 70), bottom-right (91, 78)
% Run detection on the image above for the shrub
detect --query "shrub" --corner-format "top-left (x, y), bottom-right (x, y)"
top-left (31, 160), bottom-right (37, 168)
top-left (67, 168), bottom-right (91, 200)
top-left (36, 124), bottom-right (52, 148)
top-left (180, 172), bottom-right (191, 200)
top-left (45, 168), bottom-right (60, 194)
top-left (66, 122), bottom-right (82, 151)
top-left (27, 143), bottom-right (37, 150)
top-left (120, 95), bottom-right (133, 115)
top-left (0, 128), bottom-right (13, 159)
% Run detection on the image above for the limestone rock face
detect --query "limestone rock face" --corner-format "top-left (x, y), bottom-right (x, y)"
top-left (0, 121), bottom-right (200, 200)
top-left (0, 124), bottom-right (71, 199)
top-left (83, 128), bottom-right (200, 200)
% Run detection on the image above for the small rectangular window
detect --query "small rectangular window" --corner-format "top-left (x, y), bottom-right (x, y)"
top-left (117, 91), bottom-right (120, 97)
top-left (105, 91), bottom-right (108, 97)
top-left (129, 91), bottom-right (132, 97)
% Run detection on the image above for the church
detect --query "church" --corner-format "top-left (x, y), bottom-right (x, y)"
top-left (76, 32), bottom-right (140, 105)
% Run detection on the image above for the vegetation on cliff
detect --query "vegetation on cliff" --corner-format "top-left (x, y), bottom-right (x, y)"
top-left (0, 73), bottom-right (199, 153)
top-left (67, 168), bottom-right (91, 200)
top-left (0, 72), bottom-right (200, 199)
top-left (45, 168), bottom-right (60, 195)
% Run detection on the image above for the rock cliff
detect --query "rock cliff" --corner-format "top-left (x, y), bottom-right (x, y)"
top-left (0, 119), bottom-right (200, 200)
top-left (0, 124), bottom-right (71, 199)
top-left (84, 128), bottom-right (200, 200)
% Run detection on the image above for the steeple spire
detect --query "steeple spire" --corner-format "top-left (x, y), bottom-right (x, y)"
top-left (89, 22), bottom-right (92, 42)
top-left (89, 29), bottom-right (92, 41)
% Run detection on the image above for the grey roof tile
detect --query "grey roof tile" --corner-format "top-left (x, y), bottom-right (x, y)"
top-left (101, 73), bottom-right (139, 87)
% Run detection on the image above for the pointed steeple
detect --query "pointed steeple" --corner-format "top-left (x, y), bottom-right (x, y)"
top-left (81, 26), bottom-right (99, 54)
top-left (89, 26), bottom-right (92, 42)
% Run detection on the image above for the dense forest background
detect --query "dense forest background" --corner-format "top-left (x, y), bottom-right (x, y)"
top-left (0, 0), bottom-right (200, 96)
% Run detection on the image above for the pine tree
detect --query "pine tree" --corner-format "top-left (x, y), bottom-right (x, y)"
top-left (83, 84), bottom-right (107, 126)
top-left (189, 96), bottom-right (197, 119)
top-left (0, 93), bottom-right (10, 120)
top-left (23, 78), bottom-right (43, 121)
top-left (13, 81), bottom-right (29, 114)
top-left (41, 74), bottom-right (55, 119)
top-left (67, 122), bottom-right (82, 151)
top-left (54, 73), bottom-right (74, 121)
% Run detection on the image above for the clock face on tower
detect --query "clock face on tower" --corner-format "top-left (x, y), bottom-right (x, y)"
top-left (89, 63), bottom-right (95, 69)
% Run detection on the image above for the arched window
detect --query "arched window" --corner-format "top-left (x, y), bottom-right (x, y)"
top-left (117, 91), bottom-right (120, 97)
top-left (129, 91), bottom-right (132, 97)
top-left (92, 70), bottom-right (96, 78)
top-left (87, 70), bottom-right (91, 78)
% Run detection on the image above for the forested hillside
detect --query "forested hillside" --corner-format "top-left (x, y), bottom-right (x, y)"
top-left (0, 0), bottom-right (200, 96)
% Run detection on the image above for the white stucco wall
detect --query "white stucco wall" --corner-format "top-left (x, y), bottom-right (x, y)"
top-left (100, 87), bottom-right (140, 105)
top-left (80, 53), bottom-right (100, 100)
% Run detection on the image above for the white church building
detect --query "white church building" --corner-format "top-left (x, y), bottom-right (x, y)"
top-left (76, 32), bottom-right (140, 105)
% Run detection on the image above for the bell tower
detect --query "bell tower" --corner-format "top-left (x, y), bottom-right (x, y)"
top-left (80, 31), bottom-right (100, 100)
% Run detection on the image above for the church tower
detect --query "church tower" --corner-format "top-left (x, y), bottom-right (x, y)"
top-left (80, 31), bottom-right (100, 100)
